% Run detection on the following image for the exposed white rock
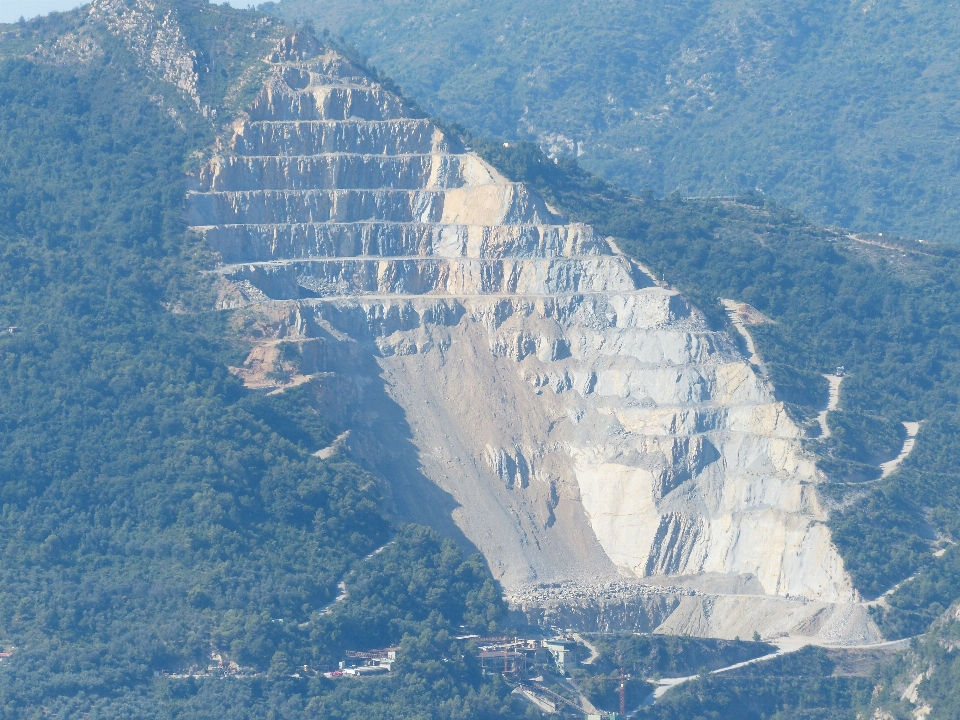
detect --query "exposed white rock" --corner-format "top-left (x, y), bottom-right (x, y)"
top-left (90, 0), bottom-right (202, 109)
top-left (190, 35), bottom-right (877, 643)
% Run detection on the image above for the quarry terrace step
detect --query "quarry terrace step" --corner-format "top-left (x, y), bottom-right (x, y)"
top-left (195, 222), bottom-right (607, 262)
top-left (187, 185), bottom-right (559, 226)
top-left (233, 119), bottom-right (448, 156)
top-left (249, 86), bottom-right (413, 122)
top-left (198, 153), bottom-right (495, 192)
top-left (221, 256), bottom-right (638, 298)
top-left (188, 188), bottom-right (447, 224)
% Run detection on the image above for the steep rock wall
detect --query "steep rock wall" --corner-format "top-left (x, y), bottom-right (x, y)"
top-left (190, 34), bottom-right (878, 643)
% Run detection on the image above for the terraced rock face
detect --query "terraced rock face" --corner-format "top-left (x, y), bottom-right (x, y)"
top-left (189, 34), bottom-right (879, 643)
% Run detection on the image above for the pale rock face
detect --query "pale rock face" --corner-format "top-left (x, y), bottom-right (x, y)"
top-left (190, 35), bottom-right (876, 642)
top-left (90, 0), bottom-right (201, 108)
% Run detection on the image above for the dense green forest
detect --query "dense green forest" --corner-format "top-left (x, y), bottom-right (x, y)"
top-left (572, 634), bottom-right (916, 718)
top-left (0, 5), bottom-right (522, 718)
top-left (641, 646), bottom-right (875, 719)
top-left (582, 633), bottom-right (775, 680)
top-left (865, 607), bottom-right (960, 719)
top-left (636, 612), bottom-right (960, 718)
top-left (569, 634), bottom-right (774, 713)
top-left (268, 0), bottom-right (960, 245)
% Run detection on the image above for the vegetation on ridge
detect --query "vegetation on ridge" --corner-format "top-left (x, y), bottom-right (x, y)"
top-left (639, 646), bottom-right (875, 719)
top-left (0, 5), bottom-right (519, 718)
top-left (569, 634), bottom-right (774, 714)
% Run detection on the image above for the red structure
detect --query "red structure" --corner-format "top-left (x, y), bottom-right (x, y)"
top-left (619, 668), bottom-right (628, 716)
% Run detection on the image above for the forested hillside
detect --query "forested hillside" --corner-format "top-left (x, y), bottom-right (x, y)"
top-left (4, 1), bottom-right (960, 717)
top-left (0, 5), bottom-right (516, 717)
top-left (642, 646), bottom-right (875, 719)
top-left (267, 0), bottom-right (960, 245)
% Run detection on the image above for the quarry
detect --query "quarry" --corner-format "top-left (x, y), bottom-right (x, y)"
top-left (188, 33), bottom-right (881, 645)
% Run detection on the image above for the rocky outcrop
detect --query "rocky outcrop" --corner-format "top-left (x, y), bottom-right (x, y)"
top-left (190, 35), bottom-right (878, 643)
top-left (90, 0), bottom-right (202, 108)
top-left (33, 0), bottom-right (283, 124)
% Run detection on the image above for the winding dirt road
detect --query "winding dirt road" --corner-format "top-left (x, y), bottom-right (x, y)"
top-left (818, 373), bottom-right (843, 438)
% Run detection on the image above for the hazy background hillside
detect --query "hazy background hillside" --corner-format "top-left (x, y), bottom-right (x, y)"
top-left (266, 0), bottom-right (960, 244)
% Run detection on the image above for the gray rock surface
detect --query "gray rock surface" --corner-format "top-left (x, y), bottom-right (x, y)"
top-left (189, 35), bottom-right (880, 644)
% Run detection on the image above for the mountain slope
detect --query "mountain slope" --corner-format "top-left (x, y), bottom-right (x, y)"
top-left (0, 4), bottom-right (514, 717)
top-left (5, 1), bottom-right (960, 716)
top-left (266, 0), bottom-right (960, 244)
top-left (188, 29), bottom-right (891, 643)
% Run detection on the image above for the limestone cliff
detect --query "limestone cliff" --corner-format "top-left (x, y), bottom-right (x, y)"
top-left (92, 0), bottom-right (202, 107)
top-left (189, 34), bottom-right (879, 643)
top-left (29, 0), bottom-right (285, 127)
